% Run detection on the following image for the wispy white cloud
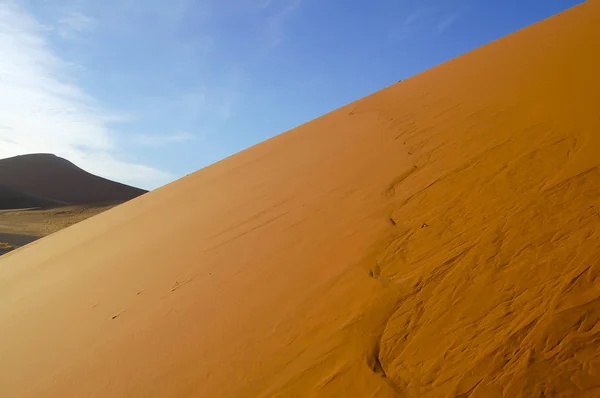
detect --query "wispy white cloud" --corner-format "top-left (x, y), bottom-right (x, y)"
top-left (436, 12), bottom-right (460, 33)
top-left (57, 11), bottom-right (95, 39)
top-left (265, 0), bottom-right (302, 47)
top-left (392, 2), bottom-right (466, 43)
top-left (180, 92), bottom-right (206, 118)
top-left (216, 67), bottom-right (244, 120)
top-left (134, 132), bottom-right (194, 147)
top-left (0, 1), bottom-right (172, 189)
top-left (403, 12), bottom-right (420, 27)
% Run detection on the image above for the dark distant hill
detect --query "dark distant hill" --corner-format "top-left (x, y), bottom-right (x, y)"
top-left (0, 185), bottom-right (66, 210)
top-left (0, 154), bottom-right (147, 209)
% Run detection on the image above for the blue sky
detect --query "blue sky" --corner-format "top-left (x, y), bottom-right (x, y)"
top-left (0, 0), bottom-right (582, 189)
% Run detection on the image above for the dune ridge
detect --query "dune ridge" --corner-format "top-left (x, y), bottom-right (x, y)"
top-left (0, 2), bottom-right (599, 397)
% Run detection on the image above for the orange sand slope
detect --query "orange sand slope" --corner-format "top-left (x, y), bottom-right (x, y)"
top-left (1, 2), bottom-right (600, 397)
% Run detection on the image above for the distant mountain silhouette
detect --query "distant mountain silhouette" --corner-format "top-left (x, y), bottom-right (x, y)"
top-left (0, 185), bottom-right (66, 210)
top-left (0, 154), bottom-right (147, 209)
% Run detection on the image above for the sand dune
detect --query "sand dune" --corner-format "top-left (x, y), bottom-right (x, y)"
top-left (0, 154), bottom-right (146, 207)
top-left (1, 2), bottom-right (599, 397)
